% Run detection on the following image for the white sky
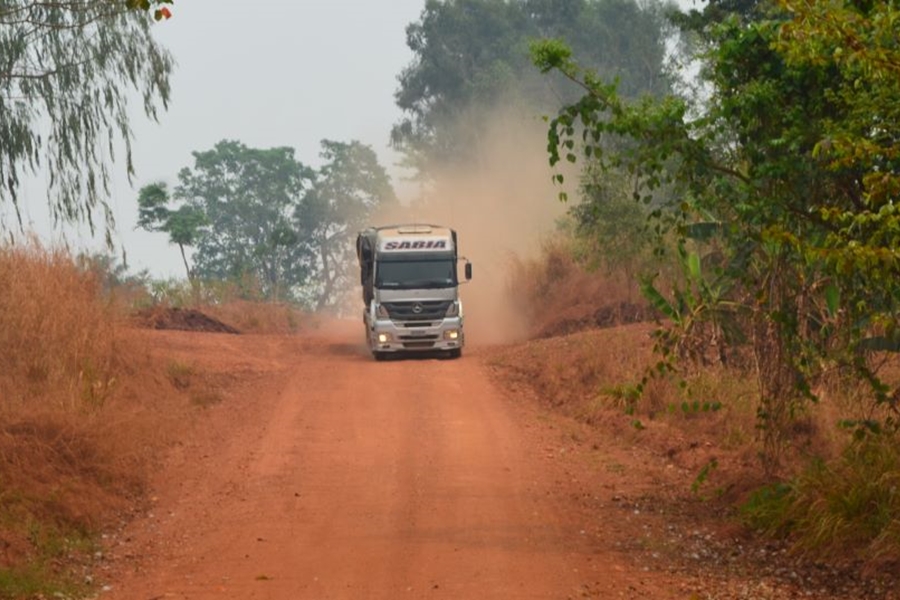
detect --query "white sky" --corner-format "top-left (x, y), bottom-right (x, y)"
top-left (15, 0), bottom-right (426, 279)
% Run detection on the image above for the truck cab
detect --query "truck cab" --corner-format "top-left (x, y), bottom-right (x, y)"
top-left (357, 224), bottom-right (472, 360)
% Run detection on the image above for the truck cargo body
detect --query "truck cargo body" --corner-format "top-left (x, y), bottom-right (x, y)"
top-left (357, 224), bottom-right (471, 360)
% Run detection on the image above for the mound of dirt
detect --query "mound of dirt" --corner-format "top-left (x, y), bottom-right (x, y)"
top-left (132, 307), bottom-right (240, 334)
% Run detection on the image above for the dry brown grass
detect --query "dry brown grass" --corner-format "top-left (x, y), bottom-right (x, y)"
top-left (201, 300), bottom-right (310, 334)
top-left (488, 323), bottom-right (755, 442)
top-left (506, 235), bottom-right (652, 339)
top-left (497, 235), bottom-right (852, 468)
top-left (0, 242), bottom-right (314, 553)
top-left (0, 243), bottom-right (118, 411)
top-left (0, 243), bottom-right (197, 591)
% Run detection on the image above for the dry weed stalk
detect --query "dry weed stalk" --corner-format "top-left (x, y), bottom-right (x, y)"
top-left (0, 242), bottom-right (115, 411)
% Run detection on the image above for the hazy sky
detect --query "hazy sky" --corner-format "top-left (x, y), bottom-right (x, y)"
top-left (17, 0), bottom-right (427, 279)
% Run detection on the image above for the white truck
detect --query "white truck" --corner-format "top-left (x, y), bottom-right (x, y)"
top-left (356, 224), bottom-right (472, 360)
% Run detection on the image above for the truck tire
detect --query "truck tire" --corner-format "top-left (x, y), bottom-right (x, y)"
top-left (448, 348), bottom-right (462, 359)
top-left (373, 351), bottom-right (388, 361)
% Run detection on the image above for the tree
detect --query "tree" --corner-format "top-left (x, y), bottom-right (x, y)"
top-left (393, 0), bottom-right (530, 167)
top-left (568, 164), bottom-right (656, 281)
top-left (392, 0), bottom-right (675, 170)
top-left (296, 140), bottom-right (398, 310)
top-left (141, 139), bottom-right (397, 308)
top-left (136, 182), bottom-right (207, 282)
top-left (531, 0), bottom-right (900, 468)
top-left (0, 1), bottom-right (174, 241)
top-left (171, 140), bottom-right (316, 302)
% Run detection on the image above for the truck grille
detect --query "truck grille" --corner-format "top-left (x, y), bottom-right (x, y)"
top-left (382, 300), bottom-right (452, 322)
top-left (402, 340), bottom-right (438, 349)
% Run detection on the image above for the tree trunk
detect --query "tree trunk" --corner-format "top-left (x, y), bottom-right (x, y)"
top-left (179, 243), bottom-right (200, 306)
top-left (317, 235), bottom-right (333, 312)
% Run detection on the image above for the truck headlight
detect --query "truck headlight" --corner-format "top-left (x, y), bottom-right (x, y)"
top-left (443, 330), bottom-right (460, 341)
top-left (445, 301), bottom-right (460, 317)
top-left (378, 333), bottom-right (392, 343)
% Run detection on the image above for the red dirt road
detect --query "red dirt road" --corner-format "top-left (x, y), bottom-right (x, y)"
top-left (100, 322), bottom-right (640, 599)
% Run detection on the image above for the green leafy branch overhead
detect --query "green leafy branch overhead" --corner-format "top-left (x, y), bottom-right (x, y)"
top-left (0, 0), bottom-right (174, 243)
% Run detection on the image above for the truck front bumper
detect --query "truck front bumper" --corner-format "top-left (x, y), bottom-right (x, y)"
top-left (368, 317), bottom-right (464, 353)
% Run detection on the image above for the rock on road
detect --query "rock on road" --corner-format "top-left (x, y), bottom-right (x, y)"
top-left (100, 322), bottom-right (626, 600)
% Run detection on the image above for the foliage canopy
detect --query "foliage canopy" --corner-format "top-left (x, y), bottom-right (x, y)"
top-left (393, 0), bottom-right (676, 170)
top-left (137, 139), bottom-right (396, 308)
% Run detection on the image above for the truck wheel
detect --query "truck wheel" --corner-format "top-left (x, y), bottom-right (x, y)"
top-left (373, 351), bottom-right (388, 361)
top-left (448, 348), bottom-right (462, 359)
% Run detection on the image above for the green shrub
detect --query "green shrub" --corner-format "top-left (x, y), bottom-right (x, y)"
top-left (742, 434), bottom-right (900, 565)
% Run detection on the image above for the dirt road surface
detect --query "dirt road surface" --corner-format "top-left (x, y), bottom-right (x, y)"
top-left (100, 321), bottom-right (674, 600)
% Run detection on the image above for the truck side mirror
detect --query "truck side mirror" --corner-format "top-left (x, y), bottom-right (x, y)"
top-left (465, 262), bottom-right (473, 281)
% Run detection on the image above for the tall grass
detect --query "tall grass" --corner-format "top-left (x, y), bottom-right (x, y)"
top-left (0, 243), bottom-right (117, 410)
top-left (742, 434), bottom-right (900, 568)
top-left (0, 242), bottom-right (133, 596)
top-left (506, 235), bottom-right (647, 338)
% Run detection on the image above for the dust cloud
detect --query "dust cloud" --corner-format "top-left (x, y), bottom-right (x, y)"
top-left (375, 109), bottom-right (576, 346)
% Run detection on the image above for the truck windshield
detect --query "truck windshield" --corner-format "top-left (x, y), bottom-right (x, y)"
top-left (375, 257), bottom-right (457, 289)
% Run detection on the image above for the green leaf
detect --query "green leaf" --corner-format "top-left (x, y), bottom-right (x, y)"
top-left (687, 251), bottom-right (702, 282)
top-left (684, 221), bottom-right (723, 241)
top-left (641, 277), bottom-right (679, 321)
top-left (824, 284), bottom-right (840, 317)
top-left (858, 336), bottom-right (900, 352)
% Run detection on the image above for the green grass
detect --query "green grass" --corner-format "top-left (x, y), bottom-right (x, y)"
top-left (741, 434), bottom-right (900, 564)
